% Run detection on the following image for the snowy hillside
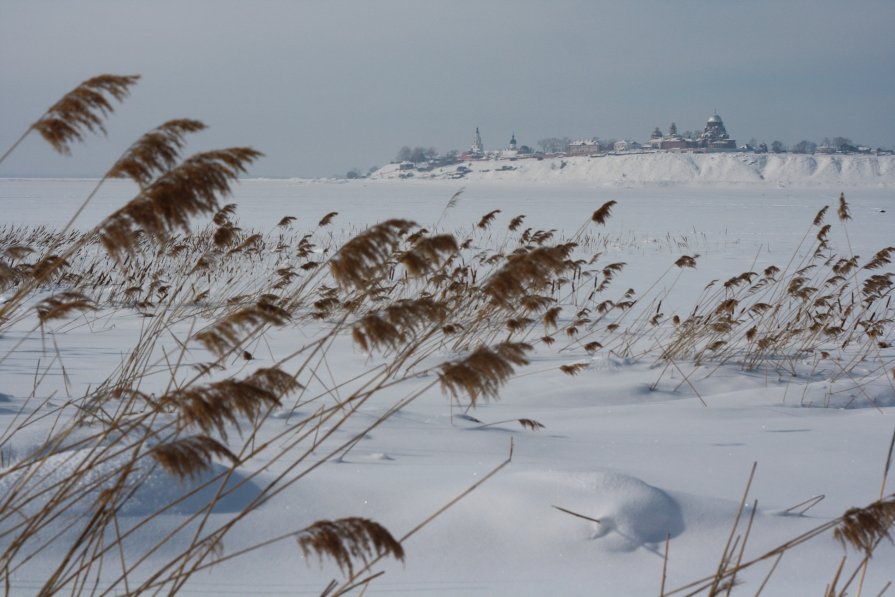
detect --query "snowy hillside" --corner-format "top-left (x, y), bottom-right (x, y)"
top-left (371, 152), bottom-right (895, 187)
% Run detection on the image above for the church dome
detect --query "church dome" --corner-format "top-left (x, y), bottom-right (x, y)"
top-left (707, 114), bottom-right (722, 124)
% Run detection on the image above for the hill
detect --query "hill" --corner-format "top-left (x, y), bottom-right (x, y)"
top-left (370, 152), bottom-right (895, 187)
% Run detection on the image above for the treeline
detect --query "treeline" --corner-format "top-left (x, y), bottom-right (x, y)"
top-left (395, 146), bottom-right (459, 163)
top-left (765, 137), bottom-right (865, 154)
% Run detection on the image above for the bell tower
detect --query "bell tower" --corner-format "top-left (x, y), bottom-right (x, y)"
top-left (471, 127), bottom-right (484, 156)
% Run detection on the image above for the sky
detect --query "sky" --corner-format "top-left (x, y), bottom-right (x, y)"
top-left (1, 0), bottom-right (893, 178)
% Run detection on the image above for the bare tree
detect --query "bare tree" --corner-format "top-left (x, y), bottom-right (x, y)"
top-left (832, 137), bottom-right (854, 151)
top-left (396, 146), bottom-right (438, 163)
top-left (537, 137), bottom-right (571, 153)
top-left (791, 140), bottom-right (817, 154)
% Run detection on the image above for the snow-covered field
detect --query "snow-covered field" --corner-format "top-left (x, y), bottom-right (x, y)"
top-left (1, 177), bottom-right (893, 596)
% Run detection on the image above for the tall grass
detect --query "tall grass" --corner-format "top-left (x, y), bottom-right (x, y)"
top-left (0, 75), bottom-right (893, 595)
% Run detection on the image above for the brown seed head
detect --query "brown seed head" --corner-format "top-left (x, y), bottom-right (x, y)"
top-left (813, 205), bottom-right (829, 227)
top-left (107, 119), bottom-right (207, 187)
top-left (330, 219), bottom-right (416, 289)
top-left (150, 435), bottom-right (239, 479)
top-left (591, 200), bottom-right (617, 225)
top-left (318, 212), bottom-right (338, 226)
top-left (31, 74), bottom-right (140, 155)
top-left (477, 209), bottom-right (501, 229)
top-left (837, 192), bottom-right (850, 221)
top-left (439, 342), bottom-right (531, 405)
top-left (834, 496), bottom-right (895, 555)
top-left (99, 147), bottom-right (262, 259)
top-left (297, 517), bottom-right (404, 577)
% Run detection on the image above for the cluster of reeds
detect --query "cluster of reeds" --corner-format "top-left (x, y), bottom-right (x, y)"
top-left (664, 430), bottom-right (895, 597)
top-left (1, 76), bottom-right (893, 595)
top-left (0, 76), bottom-right (600, 594)
top-left (651, 194), bottom-right (894, 406)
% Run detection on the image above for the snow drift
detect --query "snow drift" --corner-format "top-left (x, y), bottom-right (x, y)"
top-left (371, 152), bottom-right (895, 188)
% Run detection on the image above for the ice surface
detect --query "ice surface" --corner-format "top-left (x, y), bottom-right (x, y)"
top-left (0, 178), bottom-right (893, 595)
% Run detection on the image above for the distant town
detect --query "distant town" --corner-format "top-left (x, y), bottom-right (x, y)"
top-left (345, 113), bottom-right (891, 179)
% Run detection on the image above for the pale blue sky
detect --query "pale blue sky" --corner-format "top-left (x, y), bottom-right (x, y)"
top-left (1, 0), bottom-right (893, 177)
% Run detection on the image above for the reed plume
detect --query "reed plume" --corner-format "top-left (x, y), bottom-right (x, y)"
top-left (445, 188), bottom-right (464, 211)
top-left (833, 495), bottom-right (895, 555)
top-left (107, 119), bottom-right (207, 187)
top-left (520, 294), bottom-right (555, 313)
top-left (508, 214), bottom-right (526, 231)
top-left (26, 74), bottom-right (140, 156)
top-left (477, 209), bottom-right (501, 229)
top-left (484, 243), bottom-right (576, 307)
top-left (35, 291), bottom-right (96, 323)
top-left (837, 192), bottom-right (851, 222)
top-left (99, 147), bottom-right (262, 259)
top-left (352, 297), bottom-right (448, 352)
top-left (399, 234), bottom-right (458, 276)
top-left (675, 255), bottom-right (698, 269)
top-left (159, 367), bottom-right (299, 439)
top-left (329, 219), bottom-right (416, 289)
top-left (297, 517), bottom-right (404, 577)
top-left (517, 418), bottom-right (545, 431)
top-left (213, 223), bottom-right (241, 248)
top-left (194, 300), bottom-right (291, 358)
top-left (212, 203), bottom-right (238, 226)
top-left (26, 254), bottom-right (69, 281)
top-left (543, 306), bottom-right (562, 328)
top-left (0, 261), bottom-right (16, 291)
top-left (439, 342), bottom-right (531, 405)
top-left (150, 435), bottom-right (239, 479)
top-left (864, 247), bottom-right (895, 270)
top-left (592, 200), bottom-right (617, 225)
top-left (318, 212), bottom-right (338, 227)
top-left (560, 363), bottom-right (588, 376)
top-left (4, 245), bottom-right (34, 261)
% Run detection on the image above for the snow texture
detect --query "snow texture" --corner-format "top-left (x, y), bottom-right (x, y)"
top-left (0, 178), bottom-right (893, 596)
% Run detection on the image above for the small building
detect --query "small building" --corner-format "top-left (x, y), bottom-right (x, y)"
top-left (567, 138), bottom-right (602, 156)
top-left (613, 140), bottom-right (641, 152)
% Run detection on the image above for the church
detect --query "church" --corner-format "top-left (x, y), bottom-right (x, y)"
top-left (462, 128), bottom-right (531, 159)
top-left (647, 113), bottom-right (737, 152)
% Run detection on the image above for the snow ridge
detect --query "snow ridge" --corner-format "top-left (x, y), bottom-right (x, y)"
top-left (371, 153), bottom-right (895, 187)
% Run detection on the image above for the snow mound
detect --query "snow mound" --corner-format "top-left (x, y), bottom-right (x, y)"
top-left (505, 470), bottom-right (684, 552)
top-left (0, 447), bottom-right (263, 517)
top-left (797, 374), bottom-right (895, 409)
top-left (371, 153), bottom-right (895, 188)
top-left (0, 392), bottom-right (14, 415)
